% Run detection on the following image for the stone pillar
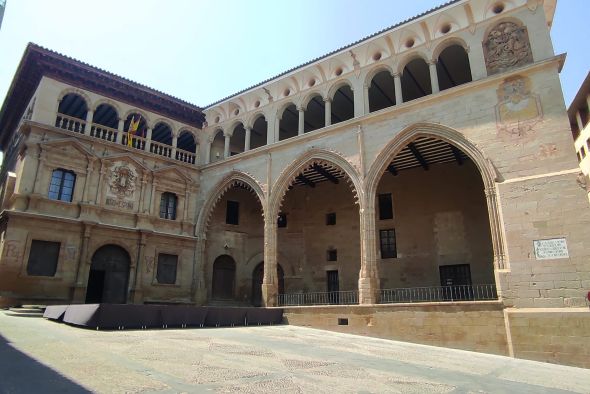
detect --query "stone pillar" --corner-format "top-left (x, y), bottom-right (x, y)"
top-left (192, 235), bottom-right (207, 304)
top-left (324, 98), bottom-right (332, 127)
top-left (358, 197), bottom-right (380, 304)
top-left (352, 77), bottom-right (365, 117)
top-left (394, 73), bottom-right (403, 104)
top-left (204, 138), bottom-right (212, 164)
top-left (116, 118), bottom-right (124, 144)
top-left (363, 84), bottom-right (370, 113)
top-left (245, 126), bottom-right (252, 151)
top-left (84, 110), bottom-right (93, 134)
top-left (94, 163), bottom-right (107, 205)
top-left (429, 61), bottom-right (440, 94)
top-left (467, 45), bottom-right (486, 81)
top-left (274, 116), bottom-right (281, 143)
top-left (82, 160), bottom-right (94, 203)
top-left (223, 134), bottom-right (230, 159)
top-left (298, 107), bottom-right (304, 135)
top-left (262, 213), bottom-right (278, 307)
top-left (171, 133), bottom-right (178, 159)
top-left (130, 232), bottom-right (147, 304)
top-left (151, 181), bottom-right (160, 216)
top-left (72, 223), bottom-right (93, 303)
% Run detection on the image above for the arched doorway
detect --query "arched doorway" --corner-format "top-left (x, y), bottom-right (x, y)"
top-left (251, 262), bottom-right (284, 307)
top-left (212, 255), bottom-right (236, 300)
top-left (85, 245), bottom-right (130, 304)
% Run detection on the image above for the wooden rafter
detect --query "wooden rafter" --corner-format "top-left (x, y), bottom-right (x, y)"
top-left (312, 164), bottom-right (339, 184)
top-left (408, 142), bottom-right (429, 170)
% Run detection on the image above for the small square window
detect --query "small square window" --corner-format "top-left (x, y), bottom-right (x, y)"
top-left (27, 240), bottom-right (60, 276)
top-left (156, 253), bottom-right (178, 284)
top-left (326, 213), bottom-right (336, 226)
top-left (327, 249), bottom-right (337, 261)
top-left (226, 200), bottom-right (239, 225)
top-left (277, 213), bottom-right (287, 228)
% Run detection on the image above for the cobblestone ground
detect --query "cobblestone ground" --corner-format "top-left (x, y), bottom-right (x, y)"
top-left (0, 312), bottom-right (589, 393)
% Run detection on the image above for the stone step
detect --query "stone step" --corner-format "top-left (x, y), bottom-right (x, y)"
top-left (9, 307), bottom-right (44, 313)
top-left (3, 310), bottom-right (44, 318)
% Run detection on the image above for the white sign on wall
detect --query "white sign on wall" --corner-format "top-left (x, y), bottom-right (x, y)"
top-left (533, 238), bottom-right (569, 260)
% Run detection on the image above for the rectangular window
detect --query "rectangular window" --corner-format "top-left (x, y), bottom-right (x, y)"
top-left (27, 240), bottom-right (60, 276)
top-left (48, 169), bottom-right (76, 202)
top-left (277, 213), bottom-right (287, 228)
top-left (380, 229), bottom-right (397, 259)
top-left (326, 212), bottom-right (336, 226)
top-left (156, 253), bottom-right (178, 284)
top-left (378, 193), bottom-right (393, 220)
top-left (327, 249), bottom-right (337, 261)
top-left (226, 200), bottom-right (239, 225)
top-left (159, 192), bottom-right (177, 220)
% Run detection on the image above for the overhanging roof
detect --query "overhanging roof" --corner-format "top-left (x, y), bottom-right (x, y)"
top-left (0, 43), bottom-right (205, 150)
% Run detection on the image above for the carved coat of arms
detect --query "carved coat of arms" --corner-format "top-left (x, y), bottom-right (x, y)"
top-left (108, 163), bottom-right (137, 198)
top-left (484, 22), bottom-right (533, 75)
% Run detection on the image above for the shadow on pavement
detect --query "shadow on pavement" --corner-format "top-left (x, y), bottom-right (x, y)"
top-left (0, 333), bottom-right (90, 393)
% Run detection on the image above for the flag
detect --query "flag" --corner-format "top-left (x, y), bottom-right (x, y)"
top-left (127, 116), bottom-right (140, 147)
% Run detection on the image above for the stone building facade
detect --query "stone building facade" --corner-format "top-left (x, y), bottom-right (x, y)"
top-left (1, 0), bottom-right (589, 368)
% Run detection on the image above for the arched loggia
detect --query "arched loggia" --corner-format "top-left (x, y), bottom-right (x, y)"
top-left (266, 149), bottom-right (365, 306)
top-left (401, 58), bottom-right (432, 102)
top-left (365, 123), bottom-right (505, 303)
top-left (55, 93), bottom-right (88, 133)
top-left (436, 44), bottom-right (472, 91)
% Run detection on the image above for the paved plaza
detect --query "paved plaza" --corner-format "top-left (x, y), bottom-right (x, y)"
top-left (0, 312), bottom-right (589, 393)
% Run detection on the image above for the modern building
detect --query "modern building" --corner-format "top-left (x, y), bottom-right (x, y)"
top-left (0, 0), bottom-right (588, 368)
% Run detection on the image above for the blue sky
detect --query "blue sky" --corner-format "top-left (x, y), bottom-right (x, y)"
top-left (0, 0), bottom-right (588, 109)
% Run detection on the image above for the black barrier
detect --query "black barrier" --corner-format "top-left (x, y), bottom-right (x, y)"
top-left (44, 304), bottom-right (283, 330)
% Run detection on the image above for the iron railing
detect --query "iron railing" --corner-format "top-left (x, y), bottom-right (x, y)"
top-left (278, 290), bottom-right (359, 306)
top-left (379, 284), bottom-right (497, 304)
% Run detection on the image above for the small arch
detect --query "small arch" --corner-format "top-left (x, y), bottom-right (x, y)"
top-left (177, 130), bottom-right (197, 153)
top-left (303, 93), bottom-right (325, 133)
top-left (93, 99), bottom-right (121, 115)
top-left (401, 57), bottom-right (432, 102)
top-left (436, 44), bottom-right (472, 91)
top-left (92, 103), bottom-right (119, 129)
top-left (279, 103), bottom-right (298, 141)
top-left (368, 69), bottom-right (397, 113)
top-left (250, 114), bottom-right (268, 150)
top-left (57, 93), bottom-right (88, 120)
top-left (329, 81), bottom-right (354, 125)
top-left (152, 121), bottom-right (173, 145)
top-left (209, 128), bottom-right (225, 163)
top-left (229, 122), bottom-right (246, 156)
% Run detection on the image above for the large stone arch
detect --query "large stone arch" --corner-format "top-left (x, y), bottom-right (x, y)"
top-left (269, 148), bottom-right (363, 220)
top-left (365, 122), bottom-right (507, 273)
top-left (195, 170), bottom-right (266, 238)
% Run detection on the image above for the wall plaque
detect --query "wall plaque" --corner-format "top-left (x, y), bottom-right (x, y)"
top-left (533, 238), bottom-right (569, 260)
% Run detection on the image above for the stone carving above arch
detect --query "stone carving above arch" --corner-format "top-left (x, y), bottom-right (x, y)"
top-left (483, 20), bottom-right (533, 76)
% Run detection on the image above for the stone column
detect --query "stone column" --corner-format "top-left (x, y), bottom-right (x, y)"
top-left (192, 235), bottom-right (207, 304)
top-left (130, 232), bottom-right (147, 304)
top-left (204, 138), bottom-right (212, 164)
top-left (82, 160), bottom-right (94, 203)
top-left (95, 163), bottom-right (107, 205)
top-left (262, 212), bottom-right (278, 307)
top-left (116, 118), bottom-right (124, 144)
top-left (324, 98), bottom-right (332, 127)
top-left (223, 134), bottom-right (230, 159)
top-left (245, 126), bottom-right (252, 151)
top-left (363, 83), bottom-right (370, 113)
top-left (72, 223), bottom-right (93, 303)
top-left (358, 196), bottom-right (380, 304)
top-left (274, 116), bottom-right (281, 143)
top-left (84, 110), bottom-right (94, 134)
top-left (467, 45), bottom-right (486, 81)
top-left (298, 107), bottom-right (304, 135)
top-left (429, 61), bottom-right (440, 94)
top-left (151, 181), bottom-right (160, 216)
top-left (171, 133), bottom-right (178, 159)
top-left (138, 174), bottom-right (148, 213)
top-left (394, 73), bottom-right (403, 104)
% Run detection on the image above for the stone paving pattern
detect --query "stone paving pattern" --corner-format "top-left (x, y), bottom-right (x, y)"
top-left (0, 313), bottom-right (589, 393)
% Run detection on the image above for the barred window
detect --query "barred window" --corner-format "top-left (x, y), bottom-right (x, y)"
top-left (156, 253), bottom-right (178, 284)
top-left (159, 192), bottom-right (177, 220)
top-left (48, 169), bottom-right (76, 202)
top-left (380, 229), bottom-right (397, 259)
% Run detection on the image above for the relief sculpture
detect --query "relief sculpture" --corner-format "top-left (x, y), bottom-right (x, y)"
top-left (484, 21), bottom-right (533, 75)
top-left (105, 162), bottom-right (137, 210)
